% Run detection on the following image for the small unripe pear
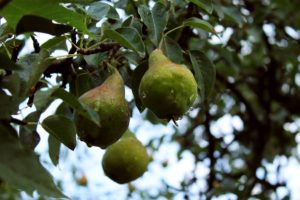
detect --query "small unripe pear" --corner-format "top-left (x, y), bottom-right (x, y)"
top-left (102, 130), bottom-right (150, 184)
top-left (75, 69), bottom-right (130, 149)
top-left (139, 49), bottom-right (198, 120)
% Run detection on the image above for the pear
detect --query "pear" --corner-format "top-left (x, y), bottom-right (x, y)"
top-left (139, 49), bottom-right (198, 120)
top-left (102, 130), bottom-right (150, 184)
top-left (75, 68), bottom-right (130, 149)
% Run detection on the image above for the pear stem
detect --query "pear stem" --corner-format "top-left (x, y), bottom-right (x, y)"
top-left (158, 37), bottom-right (164, 49)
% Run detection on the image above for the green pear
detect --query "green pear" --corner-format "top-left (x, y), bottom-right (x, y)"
top-left (139, 49), bottom-right (198, 120)
top-left (102, 130), bottom-right (150, 184)
top-left (75, 69), bottom-right (130, 149)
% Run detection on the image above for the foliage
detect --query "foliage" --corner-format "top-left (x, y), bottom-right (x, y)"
top-left (0, 0), bottom-right (300, 199)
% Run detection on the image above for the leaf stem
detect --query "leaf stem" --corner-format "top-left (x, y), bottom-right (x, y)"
top-left (65, 35), bottom-right (80, 50)
top-left (158, 25), bottom-right (185, 49)
top-left (10, 117), bottom-right (27, 125)
top-left (164, 25), bottom-right (185, 36)
top-left (86, 38), bottom-right (108, 51)
top-left (158, 37), bottom-right (164, 49)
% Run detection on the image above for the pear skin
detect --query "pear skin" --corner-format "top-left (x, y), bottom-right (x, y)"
top-left (75, 69), bottom-right (130, 149)
top-left (102, 131), bottom-right (150, 184)
top-left (139, 49), bottom-right (198, 120)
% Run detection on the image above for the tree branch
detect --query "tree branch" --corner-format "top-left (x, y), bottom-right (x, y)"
top-left (76, 42), bottom-right (120, 55)
top-left (10, 117), bottom-right (27, 125)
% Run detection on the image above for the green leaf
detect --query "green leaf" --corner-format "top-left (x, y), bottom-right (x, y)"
top-left (0, 0), bottom-right (88, 34)
top-left (161, 36), bottom-right (184, 64)
top-left (138, 2), bottom-right (168, 46)
top-left (189, 50), bottom-right (216, 100)
top-left (51, 88), bottom-right (101, 127)
top-left (59, 0), bottom-right (95, 3)
top-left (33, 88), bottom-right (57, 111)
top-left (55, 102), bottom-right (73, 119)
top-left (48, 135), bottom-right (61, 166)
top-left (0, 0), bottom-right (11, 10)
top-left (42, 115), bottom-right (77, 150)
top-left (188, 0), bottom-right (213, 14)
top-left (0, 23), bottom-right (14, 42)
top-left (0, 52), bottom-right (21, 70)
top-left (19, 126), bottom-right (40, 150)
top-left (183, 17), bottom-right (216, 34)
top-left (33, 87), bottom-right (58, 112)
top-left (86, 2), bottom-right (119, 20)
top-left (0, 73), bottom-right (21, 96)
top-left (221, 6), bottom-right (245, 25)
top-left (131, 61), bottom-right (148, 112)
top-left (0, 89), bottom-right (19, 119)
top-left (0, 122), bottom-right (66, 198)
top-left (40, 36), bottom-right (67, 52)
top-left (122, 16), bottom-right (143, 35)
top-left (73, 71), bottom-right (94, 97)
top-left (103, 27), bottom-right (145, 56)
top-left (123, 51), bottom-right (142, 66)
top-left (16, 49), bottom-right (54, 97)
top-left (19, 111), bottom-right (41, 150)
top-left (16, 15), bottom-right (72, 35)
top-left (83, 52), bottom-right (107, 67)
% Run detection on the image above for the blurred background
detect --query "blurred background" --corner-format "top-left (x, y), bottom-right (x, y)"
top-left (1, 0), bottom-right (300, 199)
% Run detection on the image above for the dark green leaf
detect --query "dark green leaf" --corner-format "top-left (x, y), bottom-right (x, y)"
top-left (73, 71), bottom-right (94, 97)
top-left (138, 2), bottom-right (168, 46)
top-left (59, 0), bottom-right (95, 3)
top-left (131, 61), bottom-right (148, 112)
top-left (161, 36), bottom-right (184, 64)
top-left (221, 6), bottom-right (245, 25)
top-left (40, 36), bottom-right (67, 52)
top-left (42, 115), bottom-right (77, 150)
top-left (0, 0), bottom-right (11, 10)
top-left (83, 52), bottom-right (107, 67)
top-left (86, 2), bottom-right (119, 20)
top-left (123, 51), bottom-right (142, 66)
top-left (189, 50), bottom-right (216, 100)
top-left (33, 88), bottom-right (57, 111)
top-left (103, 27), bottom-right (145, 56)
top-left (0, 89), bottom-right (19, 119)
top-left (19, 127), bottom-right (40, 150)
top-left (51, 88), bottom-right (100, 127)
top-left (188, 0), bottom-right (213, 14)
top-left (0, 122), bottom-right (66, 198)
top-left (122, 16), bottom-right (143, 35)
top-left (16, 49), bottom-right (54, 97)
top-left (48, 135), bottom-right (61, 166)
top-left (0, 52), bottom-right (21, 70)
top-left (19, 111), bottom-right (41, 150)
top-left (183, 17), bottom-right (216, 34)
top-left (0, 73), bottom-right (21, 96)
top-left (16, 15), bottom-right (72, 35)
top-left (0, 23), bottom-right (14, 42)
top-left (55, 102), bottom-right (73, 119)
top-left (0, 0), bottom-right (88, 33)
